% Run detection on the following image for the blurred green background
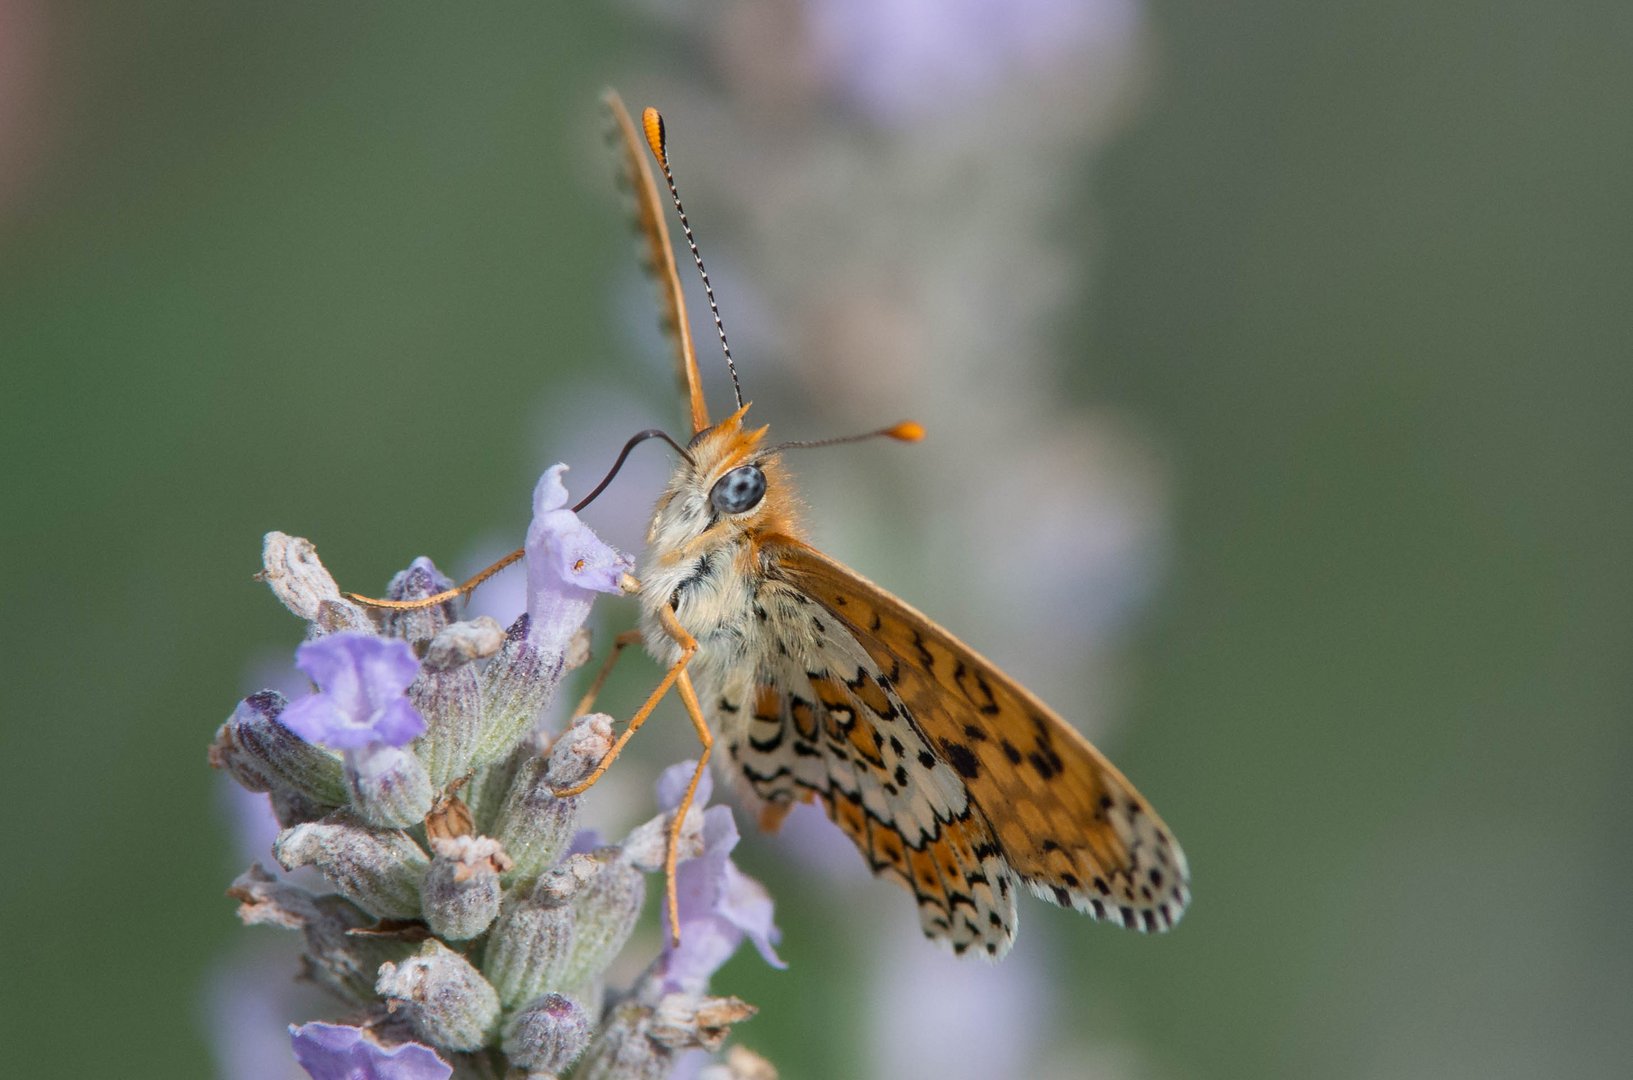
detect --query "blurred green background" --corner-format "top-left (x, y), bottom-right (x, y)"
top-left (2, 3), bottom-right (1628, 1078)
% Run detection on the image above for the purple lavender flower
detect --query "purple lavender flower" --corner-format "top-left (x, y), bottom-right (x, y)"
top-left (273, 631), bottom-right (434, 826)
top-left (651, 763), bottom-right (786, 994)
top-left (524, 464), bottom-right (632, 657)
top-left (288, 1022), bottom-right (450, 1080)
top-left (280, 633), bottom-right (426, 750)
top-left (806, 0), bottom-right (1140, 124)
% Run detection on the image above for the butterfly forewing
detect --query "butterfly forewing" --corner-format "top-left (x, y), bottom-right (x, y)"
top-left (768, 538), bottom-right (1192, 935)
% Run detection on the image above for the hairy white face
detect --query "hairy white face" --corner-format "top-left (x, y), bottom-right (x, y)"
top-left (634, 412), bottom-right (796, 675)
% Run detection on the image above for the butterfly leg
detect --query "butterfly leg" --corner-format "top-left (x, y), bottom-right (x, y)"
top-left (571, 628), bottom-right (647, 717)
top-left (345, 547), bottom-right (526, 611)
top-left (553, 605), bottom-right (697, 799)
top-left (660, 668), bottom-right (714, 943)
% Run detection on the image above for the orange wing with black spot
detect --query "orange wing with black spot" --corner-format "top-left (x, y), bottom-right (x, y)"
top-left (770, 538), bottom-right (1191, 934)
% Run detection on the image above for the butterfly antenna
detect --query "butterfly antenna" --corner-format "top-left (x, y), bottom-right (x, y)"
top-left (771, 420), bottom-right (925, 453)
top-left (642, 107), bottom-right (744, 410)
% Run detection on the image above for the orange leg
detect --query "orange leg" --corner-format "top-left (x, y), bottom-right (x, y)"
top-left (572, 628), bottom-right (647, 717)
top-left (548, 604), bottom-right (713, 944)
top-left (664, 669), bottom-right (714, 944)
top-left (553, 605), bottom-right (697, 799)
top-left (345, 547), bottom-right (525, 611)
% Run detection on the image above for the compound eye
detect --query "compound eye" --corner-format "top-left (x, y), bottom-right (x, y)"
top-left (710, 465), bottom-right (767, 515)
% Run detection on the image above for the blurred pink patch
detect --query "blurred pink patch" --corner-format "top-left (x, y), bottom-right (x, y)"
top-left (806, 0), bottom-right (1141, 123)
top-left (867, 906), bottom-right (1052, 1079)
top-left (0, 0), bottom-right (50, 217)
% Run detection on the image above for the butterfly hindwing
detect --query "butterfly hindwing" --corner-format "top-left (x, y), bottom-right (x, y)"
top-left (712, 578), bottom-right (1019, 957)
top-left (768, 538), bottom-right (1192, 934)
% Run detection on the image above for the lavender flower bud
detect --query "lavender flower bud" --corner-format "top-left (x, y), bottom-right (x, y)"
top-left (461, 745), bottom-right (524, 834)
top-left (421, 835), bottom-right (511, 941)
top-left (489, 753), bottom-right (575, 887)
top-left (489, 715), bottom-right (610, 883)
top-left (620, 800), bottom-right (705, 874)
top-left (260, 532), bottom-right (370, 632)
top-left (376, 939), bottom-right (501, 1052)
top-left (473, 466), bottom-right (629, 769)
top-left (545, 712), bottom-right (615, 790)
top-left (229, 865), bottom-right (414, 1004)
top-left (560, 852), bottom-right (646, 992)
top-left (574, 1003), bottom-right (669, 1080)
top-left (502, 992), bottom-right (592, 1073)
top-left (346, 742), bottom-right (435, 829)
top-left (483, 856), bottom-right (596, 1010)
top-left (380, 557), bottom-right (456, 646)
top-left (476, 619), bottom-right (567, 769)
top-left (421, 617), bottom-right (505, 673)
top-left (410, 623), bottom-right (493, 789)
top-left (274, 812), bottom-right (428, 920)
top-left (210, 692), bottom-right (347, 807)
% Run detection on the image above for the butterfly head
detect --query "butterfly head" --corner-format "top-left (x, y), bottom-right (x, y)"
top-left (648, 403), bottom-right (799, 558)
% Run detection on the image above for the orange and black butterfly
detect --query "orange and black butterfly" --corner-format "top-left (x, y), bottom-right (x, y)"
top-left (580, 93), bottom-right (1190, 959)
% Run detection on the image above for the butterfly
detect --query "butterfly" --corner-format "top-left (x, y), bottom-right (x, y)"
top-left (564, 94), bottom-right (1192, 959)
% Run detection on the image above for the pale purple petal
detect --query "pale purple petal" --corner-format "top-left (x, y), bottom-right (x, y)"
top-left (666, 1050), bottom-right (714, 1080)
top-left (567, 828), bottom-right (605, 856)
top-left (524, 464), bottom-right (632, 656)
top-left (654, 765), bottom-right (785, 991)
top-left (370, 698), bottom-right (429, 747)
top-left (699, 802), bottom-right (740, 860)
top-left (659, 910), bottom-right (744, 995)
top-left (662, 824), bottom-right (747, 990)
top-left (280, 633), bottom-right (426, 749)
top-left (293, 637), bottom-right (368, 719)
top-left (354, 637), bottom-right (421, 699)
top-left (718, 860), bottom-right (784, 969)
top-left (656, 759), bottom-right (714, 813)
top-left (288, 1022), bottom-right (451, 1080)
top-left (278, 695), bottom-right (357, 748)
top-left (529, 466), bottom-right (629, 593)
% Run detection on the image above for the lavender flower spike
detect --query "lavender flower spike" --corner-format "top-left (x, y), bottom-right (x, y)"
top-left (653, 763), bottom-right (787, 995)
top-left (525, 463), bottom-right (631, 657)
top-left (280, 632), bottom-right (426, 749)
top-left (227, 463), bottom-right (764, 1069)
top-left (288, 1022), bottom-right (450, 1080)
